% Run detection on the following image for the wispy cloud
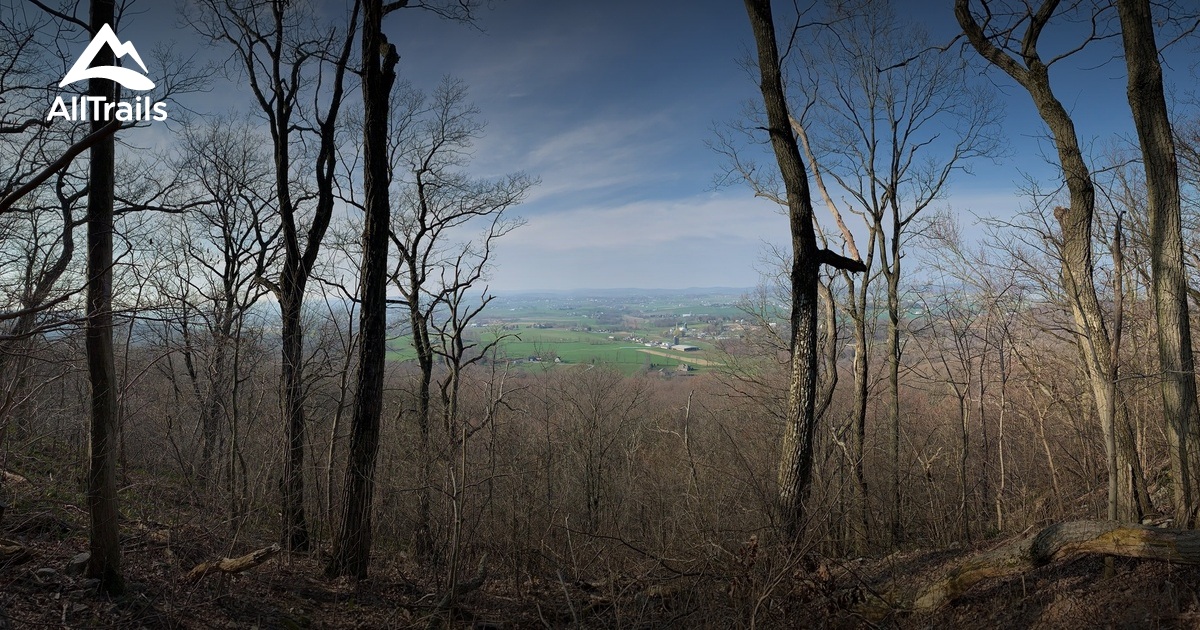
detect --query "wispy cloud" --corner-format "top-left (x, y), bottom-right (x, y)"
top-left (506, 193), bottom-right (782, 252)
top-left (485, 192), bottom-right (784, 290)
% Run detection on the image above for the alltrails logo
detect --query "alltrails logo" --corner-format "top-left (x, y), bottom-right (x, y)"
top-left (47, 24), bottom-right (167, 122)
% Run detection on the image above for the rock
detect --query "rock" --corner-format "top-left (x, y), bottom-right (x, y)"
top-left (65, 552), bottom-right (90, 575)
top-left (34, 567), bottom-right (57, 582)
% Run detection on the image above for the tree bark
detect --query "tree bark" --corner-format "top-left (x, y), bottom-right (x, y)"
top-left (411, 301), bottom-right (436, 561)
top-left (327, 0), bottom-right (393, 580)
top-left (84, 0), bottom-right (123, 596)
top-left (850, 285), bottom-right (871, 552)
top-left (1117, 0), bottom-right (1198, 524)
top-left (885, 253), bottom-right (903, 544)
top-left (280, 285), bottom-right (310, 552)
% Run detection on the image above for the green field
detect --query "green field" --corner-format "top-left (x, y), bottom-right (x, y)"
top-left (387, 325), bottom-right (720, 376)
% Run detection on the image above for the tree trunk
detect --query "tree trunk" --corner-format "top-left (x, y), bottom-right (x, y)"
top-left (327, 0), bottom-right (392, 580)
top-left (1117, 0), bottom-right (1198, 524)
top-left (850, 302), bottom-right (870, 551)
top-left (996, 349), bottom-right (1007, 531)
top-left (744, 0), bottom-right (823, 541)
top-left (886, 255), bottom-right (902, 544)
top-left (411, 303), bottom-right (436, 561)
top-left (84, 0), bottom-right (123, 596)
top-left (198, 341), bottom-right (228, 489)
top-left (958, 395), bottom-right (970, 541)
top-left (280, 285), bottom-right (310, 552)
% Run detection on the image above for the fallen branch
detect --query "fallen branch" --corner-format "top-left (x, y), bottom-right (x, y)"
top-left (185, 543), bottom-right (280, 583)
top-left (859, 520), bottom-right (1200, 619)
top-left (2, 470), bottom-right (28, 485)
top-left (0, 538), bottom-right (30, 565)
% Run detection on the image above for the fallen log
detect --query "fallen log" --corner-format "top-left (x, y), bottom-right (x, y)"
top-left (185, 543), bottom-right (280, 583)
top-left (859, 520), bottom-right (1200, 619)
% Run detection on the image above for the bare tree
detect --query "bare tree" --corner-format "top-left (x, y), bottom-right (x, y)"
top-left (383, 77), bottom-right (531, 559)
top-left (781, 0), bottom-right (1001, 546)
top-left (1116, 0), bottom-right (1200, 523)
top-left (0, 2), bottom-right (111, 362)
top-left (81, 0), bottom-right (123, 596)
top-left (741, 0), bottom-right (866, 541)
top-left (326, 0), bottom-right (397, 579)
top-left (190, 0), bottom-right (359, 552)
top-left (956, 0), bottom-right (1145, 522)
top-left (911, 279), bottom-right (985, 541)
top-left (155, 118), bottom-right (279, 497)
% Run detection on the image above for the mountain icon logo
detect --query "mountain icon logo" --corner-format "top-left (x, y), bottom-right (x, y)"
top-left (59, 24), bottom-right (155, 91)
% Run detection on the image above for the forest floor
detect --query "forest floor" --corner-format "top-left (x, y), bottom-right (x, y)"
top-left (5, 466), bottom-right (1200, 628)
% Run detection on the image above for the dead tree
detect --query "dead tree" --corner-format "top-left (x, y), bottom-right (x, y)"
top-left (859, 520), bottom-right (1200, 618)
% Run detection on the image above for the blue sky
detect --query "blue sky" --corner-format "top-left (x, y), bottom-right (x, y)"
top-left (100, 0), bottom-right (1198, 291)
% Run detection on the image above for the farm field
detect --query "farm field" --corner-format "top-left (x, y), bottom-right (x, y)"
top-left (383, 289), bottom-right (747, 374)
top-left (388, 325), bottom-right (720, 375)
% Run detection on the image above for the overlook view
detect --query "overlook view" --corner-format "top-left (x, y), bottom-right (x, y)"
top-left (5, 0), bottom-right (1200, 628)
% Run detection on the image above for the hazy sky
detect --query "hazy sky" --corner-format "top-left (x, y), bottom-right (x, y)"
top-left (90, 1), bottom-right (1199, 291)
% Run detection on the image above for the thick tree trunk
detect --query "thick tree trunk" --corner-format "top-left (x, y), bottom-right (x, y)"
top-left (84, 0), bottom-right (123, 596)
top-left (1117, 0), bottom-right (1198, 524)
top-left (744, 0), bottom-right (822, 541)
top-left (327, 0), bottom-right (393, 580)
top-left (280, 285), bottom-right (310, 552)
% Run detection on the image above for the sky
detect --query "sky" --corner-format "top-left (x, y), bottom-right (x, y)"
top-left (71, 0), bottom-right (1200, 291)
